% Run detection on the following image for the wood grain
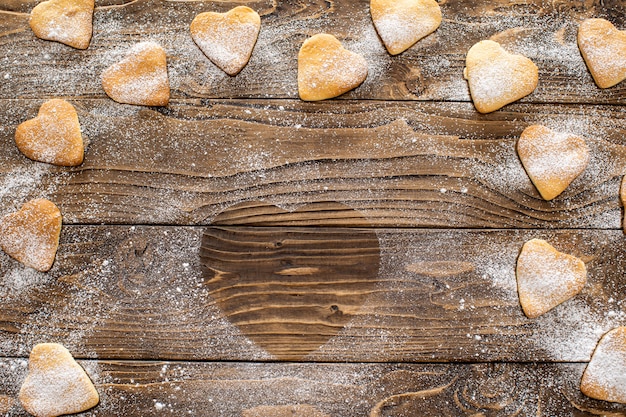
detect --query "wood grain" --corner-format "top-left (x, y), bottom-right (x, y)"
top-left (201, 217), bottom-right (381, 360)
top-left (0, 99), bottom-right (625, 227)
top-left (1, 0), bottom-right (626, 414)
top-left (0, 225), bottom-right (623, 362)
top-left (1, 0), bottom-right (625, 103)
top-left (0, 360), bottom-right (624, 416)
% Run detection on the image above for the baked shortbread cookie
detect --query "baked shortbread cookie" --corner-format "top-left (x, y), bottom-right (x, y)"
top-left (370, 0), bottom-right (441, 55)
top-left (19, 343), bottom-right (99, 417)
top-left (29, 0), bottom-right (94, 49)
top-left (517, 125), bottom-right (590, 201)
top-left (0, 199), bottom-right (62, 272)
top-left (516, 238), bottom-right (587, 318)
top-left (101, 42), bottom-right (170, 106)
top-left (15, 99), bottom-right (84, 166)
top-left (298, 34), bottom-right (368, 101)
top-left (190, 6), bottom-right (261, 76)
top-left (463, 40), bottom-right (538, 113)
top-left (578, 18), bottom-right (626, 89)
top-left (581, 327), bottom-right (626, 404)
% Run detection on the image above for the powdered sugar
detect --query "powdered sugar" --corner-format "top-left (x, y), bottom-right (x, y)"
top-left (516, 239), bottom-right (587, 318)
top-left (191, 20), bottom-right (260, 76)
top-left (101, 41), bottom-right (169, 106)
top-left (19, 343), bottom-right (98, 417)
top-left (520, 132), bottom-right (587, 178)
top-left (371, 0), bottom-right (440, 55)
top-left (581, 326), bottom-right (626, 402)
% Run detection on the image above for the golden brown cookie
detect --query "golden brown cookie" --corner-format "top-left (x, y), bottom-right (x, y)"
top-left (101, 42), bottom-right (170, 106)
top-left (581, 327), bottom-right (626, 404)
top-left (578, 18), bottom-right (626, 89)
top-left (190, 6), bottom-right (261, 76)
top-left (19, 343), bottom-right (99, 417)
top-left (15, 99), bottom-right (84, 167)
top-left (0, 199), bottom-right (61, 272)
top-left (517, 125), bottom-right (590, 201)
top-left (516, 238), bottom-right (587, 319)
top-left (29, 0), bottom-right (94, 49)
top-left (298, 34), bottom-right (368, 101)
top-left (463, 40), bottom-right (538, 113)
top-left (370, 0), bottom-right (441, 55)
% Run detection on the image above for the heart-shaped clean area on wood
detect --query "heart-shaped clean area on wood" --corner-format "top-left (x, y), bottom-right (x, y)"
top-left (19, 343), bottom-right (99, 417)
top-left (370, 0), bottom-right (441, 55)
top-left (298, 33), bottom-right (368, 101)
top-left (517, 124), bottom-right (589, 201)
top-left (463, 40), bottom-right (538, 113)
top-left (516, 238), bottom-right (587, 318)
top-left (0, 198), bottom-right (62, 272)
top-left (581, 326), bottom-right (626, 404)
top-left (200, 202), bottom-right (381, 359)
top-left (190, 6), bottom-right (261, 76)
top-left (15, 99), bottom-right (84, 166)
top-left (29, 0), bottom-right (94, 49)
top-left (578, 18), bottom-right (626, 89)
top-left (101, 41), bottom-right (170, 106)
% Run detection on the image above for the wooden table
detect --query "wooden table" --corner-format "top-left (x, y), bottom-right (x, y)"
top-left (1, 0), bottom-right (626, 415)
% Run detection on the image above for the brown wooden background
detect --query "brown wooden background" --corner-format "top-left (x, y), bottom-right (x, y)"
top-left (1, 0), bottom-right (626, 415)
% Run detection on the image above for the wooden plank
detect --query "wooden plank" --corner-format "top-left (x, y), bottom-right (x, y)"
top-left (0, 359), bottom-right (624, 416)
top-left (1, 0), bottom-right (625, 103)
top-left (1, 99), bottom-right (625, 227)
top-left (0, 225), bottom-right (623, 362)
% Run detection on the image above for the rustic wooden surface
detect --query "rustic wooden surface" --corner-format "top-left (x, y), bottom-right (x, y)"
top-left (1, 0), bottom-right (626, 415)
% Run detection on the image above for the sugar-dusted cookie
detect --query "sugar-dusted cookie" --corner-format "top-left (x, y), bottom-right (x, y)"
top-left (370, 0), bottom-right (441, 55)
top-left (190, 6), bottom-right (261, 76)
top-left (516, 238), bottom-right (587, 319)
top-left (0, 199), bottom-right (61, 272)
top-left (581, 327), bottom-right (626, 404)
top-left (19, 343), bottom-right (99, 417)
top-left (463, 40), bottom-right (538, 113)
top-left (29, 0), bottom-right (94, 49)
top-left (298, 34), bottom-right (368, 101)
top-left (517, 125), bottom-right (590, 201)
top-left (578, 18), bottom-right (626, 89)
top-left (15, 99), bottom-right (84, 167)
top-left (101, 42), bottom-right (170, 106)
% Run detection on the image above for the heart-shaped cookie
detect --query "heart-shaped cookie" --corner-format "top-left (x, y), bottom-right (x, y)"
top-left (15, 99), bottom-right (84, 166)
top-left (101, 42), bottom-right (170, 106)
top-left (517, 125), bottom-right (589, 201)
top-left (0, 199), bottom-right (62, 272)
top-left (201, 202), bottom-right (381, 359)
top-left (581, 327), bottom-right (626, 404)
top-left (190, 6), bottom-right (261, 76)
top-left (516, 238), bottom-right (587, 318)
top-left (370, 0), bottom-right (441, 55)
top-left (29, 0), bottom-right (94, 49)
top-left (578, 18), bottom-right (626, 89)
top-left (463, 40), bottom-right (538, 113)
top-left (19, 343), bottom-right (99, 417)
top-left (298, 33), bottom-right (368, 101)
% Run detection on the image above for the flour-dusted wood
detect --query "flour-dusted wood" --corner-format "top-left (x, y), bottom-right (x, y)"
top-left (2, 0), bottom-right (626, 414)
top-left (1, 0), bottom-right (626, 103)
top-left (1, 100), bottom-right (625, 227)
top-left (0, 226), bottom-right (623, 362)
top-left (1, 360), bottom-right (626, 416)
